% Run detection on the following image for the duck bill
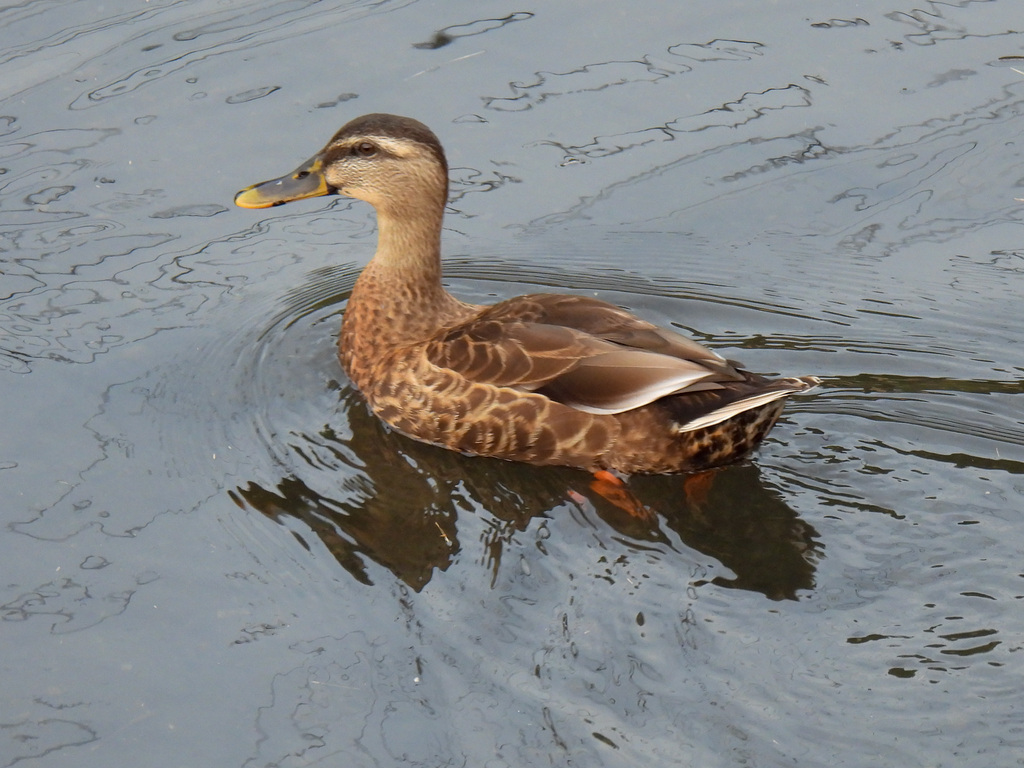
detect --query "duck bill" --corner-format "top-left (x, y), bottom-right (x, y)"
top-left (234, 154), bottom-right (333, 209)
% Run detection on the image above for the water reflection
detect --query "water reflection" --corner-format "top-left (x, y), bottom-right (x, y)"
top-left (412, 11), bottom-right (533, 51)
top-left (483, 39), bottom-right (767, 113)
top-left (232, 388), bottom-right (821, 599)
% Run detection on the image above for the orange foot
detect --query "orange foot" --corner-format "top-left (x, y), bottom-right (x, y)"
top-left (589, 470), bottom-right (657, 524)
top-left (683, 469), bottom-right (718, 510)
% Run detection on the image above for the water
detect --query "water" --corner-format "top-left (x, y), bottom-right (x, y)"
top-left (2, 1), bottom-right (1023, 766)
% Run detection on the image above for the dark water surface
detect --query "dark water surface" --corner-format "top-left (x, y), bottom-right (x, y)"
top-left (3, 1), bottom-right (1023, 766)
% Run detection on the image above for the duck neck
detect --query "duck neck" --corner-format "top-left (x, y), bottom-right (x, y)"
top-left (371, 206), bottom-right (446, 293)
top-left (341, 201), bottom-right (464, 376)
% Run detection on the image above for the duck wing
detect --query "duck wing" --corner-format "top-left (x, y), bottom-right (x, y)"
top-left (424, 293), bottom-right (743, 415)
top-left (498, 293), bottom-right (735, 371)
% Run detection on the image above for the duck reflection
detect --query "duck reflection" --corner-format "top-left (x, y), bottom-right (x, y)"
top-left (232, 388), bottom-right (820, 599)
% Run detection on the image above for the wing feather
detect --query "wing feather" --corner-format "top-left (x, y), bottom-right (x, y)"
top-left (537, 350), bottom-right (718, 414)
top-left (424, 293), bottom-right (745, 415)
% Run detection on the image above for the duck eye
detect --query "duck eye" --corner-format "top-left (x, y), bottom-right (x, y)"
top-left (354, 141), bottom-right (377, 157)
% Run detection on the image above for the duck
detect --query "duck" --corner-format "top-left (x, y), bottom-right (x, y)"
top-left (235, 113), bottom-right (818, 475)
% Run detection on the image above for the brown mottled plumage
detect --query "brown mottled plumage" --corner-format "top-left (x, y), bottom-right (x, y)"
top-left (236, 113), bottom-right (818, 474)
